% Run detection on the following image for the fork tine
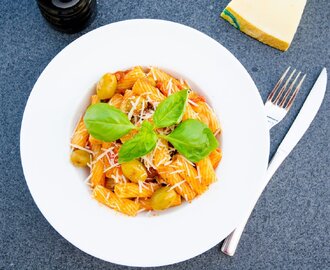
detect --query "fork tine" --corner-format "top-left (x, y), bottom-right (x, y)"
top-left (279, 71), bottom-right (301, 108)
top-left (273, 69), bottom-right (296, 104)
top-left (285, 74), bottom-right (306, 110)
top-left (267, 67), bottom-right (291, 102)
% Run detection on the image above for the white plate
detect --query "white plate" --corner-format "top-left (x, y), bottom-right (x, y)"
top-left (20, 19), bottom-right (269, 267)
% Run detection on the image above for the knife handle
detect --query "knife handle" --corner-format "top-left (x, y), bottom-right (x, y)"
top-left (221, 148), bottom-right (288, 256)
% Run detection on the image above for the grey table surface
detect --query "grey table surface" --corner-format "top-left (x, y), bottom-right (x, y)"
top-left (1, 0), bottom-right (329, 269)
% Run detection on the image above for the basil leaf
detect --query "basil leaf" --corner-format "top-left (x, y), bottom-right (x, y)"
top-left (119, 121), bottom-right (158, 163)
top-left (153, 90), bottom-right (188, 128)
top-left (84, 103), bottom-right (136, 142)
top-left (165, 119), bottom-right (218, 162)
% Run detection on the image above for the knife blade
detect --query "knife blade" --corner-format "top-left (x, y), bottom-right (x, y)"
top-left (277, 67), bottom-right (327, 155)
top-left (221, 67), bottom-right (327, 256)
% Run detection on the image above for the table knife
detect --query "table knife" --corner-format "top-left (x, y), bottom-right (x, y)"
top-left (221, 67), bottom-right (328, 256)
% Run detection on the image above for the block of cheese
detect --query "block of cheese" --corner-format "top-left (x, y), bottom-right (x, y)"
top-left (221, 0), bottom-right (307, 51)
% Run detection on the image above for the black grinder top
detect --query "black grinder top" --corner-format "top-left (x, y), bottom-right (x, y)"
top-left (37, 0), bottom-right (96, 33)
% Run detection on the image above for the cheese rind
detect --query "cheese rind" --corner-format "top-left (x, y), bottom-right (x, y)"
top-left (221, 0), bottom-right (307, 51)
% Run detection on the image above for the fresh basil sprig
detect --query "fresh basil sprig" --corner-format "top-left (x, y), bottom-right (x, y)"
top-left (84, 103), bottom-right (136, 142)
top-left (153, 90), bottom-right (188, 128)
top-left (83, 90), bottom-right (219, 163)
top-left (118, 121), bottom-right (158, 163)
top-left (164, 119), bottom-right (218, 162)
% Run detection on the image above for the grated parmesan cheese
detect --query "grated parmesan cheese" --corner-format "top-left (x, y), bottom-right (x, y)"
top-left (70, 144), bottom-right (94, 154)
top-left (156, 156), bottom-right (169, 167)
top-left (92, 147), bottom-right (114, 164)
top-left (167, 78), bottom-right (173, 96)
top-left (137, 208), bottom-right (146, 214)
top-left (181, 155), bottom-right (195, 167)
top-left (168, 180), bottom-right (186, 192)
top-left (184, 162), bottom-right (190, 177)
top-left (103, 163), bottom-right (119, 173)
top-left (84, 173), bottom-right (93, 183)
top-left (140, 91), bottom-right (153, 97)
top-left (105, 151), bottom-right (113, 166)
top-left (151, 68), bottom-right (157, 81)
top-left (128, 96), bottom-right (141, 120)
top-left (214, 128), bottom-right (221, 137)
top-left (141, 150), bottom-right (156, 170)
top-left (196, 166), bottom-right (202, 183)
top-left (164, 160), bottom-right (172, 166)
top-left (139, 100), bottom-right (145, 121)
top-left (188, 99), bottom-right (199, 107)
top-left (138, 181), bottom-right (143, 193)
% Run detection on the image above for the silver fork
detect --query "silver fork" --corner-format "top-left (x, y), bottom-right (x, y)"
top-left (265, 67), bottom-right (306, 129)
top-left (221, 67), bottom-right (306, 256)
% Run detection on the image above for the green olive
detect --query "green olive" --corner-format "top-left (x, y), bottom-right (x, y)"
top-left (96, 73), bottom-right (117, 100)
top-left (121, 160), bottom-right (148, 183)
top-left (150, 186), bottom-right (177, 211)
top-left (70, 149), bottom-right (90, 167)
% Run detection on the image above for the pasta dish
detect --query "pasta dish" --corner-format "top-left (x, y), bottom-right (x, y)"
top-left (70, 66), bottom-right (222, 216)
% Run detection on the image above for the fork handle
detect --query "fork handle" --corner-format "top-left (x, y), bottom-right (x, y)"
top-left (221, 149), bottom-right (288, 256)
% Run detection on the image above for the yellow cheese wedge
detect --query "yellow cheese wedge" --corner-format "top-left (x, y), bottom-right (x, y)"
top-left (221, 0), bottom-right (307, 51)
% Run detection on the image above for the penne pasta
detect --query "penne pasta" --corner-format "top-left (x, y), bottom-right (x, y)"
top-left (71, 118), bottom-right (89, 148)
top-left (171, 193), bottom-right (182, 207)
top-left (90, 159), bottom-right (105, 187)
top-left (120, 129), bottom-right (139, 143)
top-left (209, 148), bottom-right (222, 169)
top-left (120, 90), bottom-right (135, 113)
top-left (108, 93), bottom-right (124, 109)
top-left (88, 135), bottom-right (102, 145)
top-left (116, 66), bottom-right (146, 92)
top-left (148, 67), bottom-right (188, 91)
top-left (114, 182), bottom-right (160, 198)
top-left (182, 103), bottom-right (199, 121)
top-left (105, 166), bottom-right (126, 184)
top-left (157, 78), bottom-right (181, 96)
top-left (93, 185), bottom-right (139, 216)
top-left (146, 76), bottom-right (157, 87)
top-left (191, 101), bottom-right (220, 132)
top-left (132, 78), bottom-right (165, 102)
top-left (139, 198), bottom-right (153, 211)
top-left (153, 139), bottom-right (171, 168)
top-left (204, 103), bottom-right (221, 133)
top-left (191, 101), bottom-right (209, 127)
top-left (188, 91), bottom-right (206, 103)
top-left (90, 94), bottom-right (100, 105)
top-left (157, 165), bottom-right (196, 201)
top-left (196, 157), bottom-right (216, 186)
top-left (173, 154), bottom-right (208, 195)
top-left (102, 142), bottom-right (113, 149)
top-left (90, 144), bottom-right (105, 187)
top-left (148, 67), bottom-right (172, 82)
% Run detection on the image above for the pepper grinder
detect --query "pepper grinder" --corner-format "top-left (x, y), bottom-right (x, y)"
top-left (37, 0), bottom-right (97, 33)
